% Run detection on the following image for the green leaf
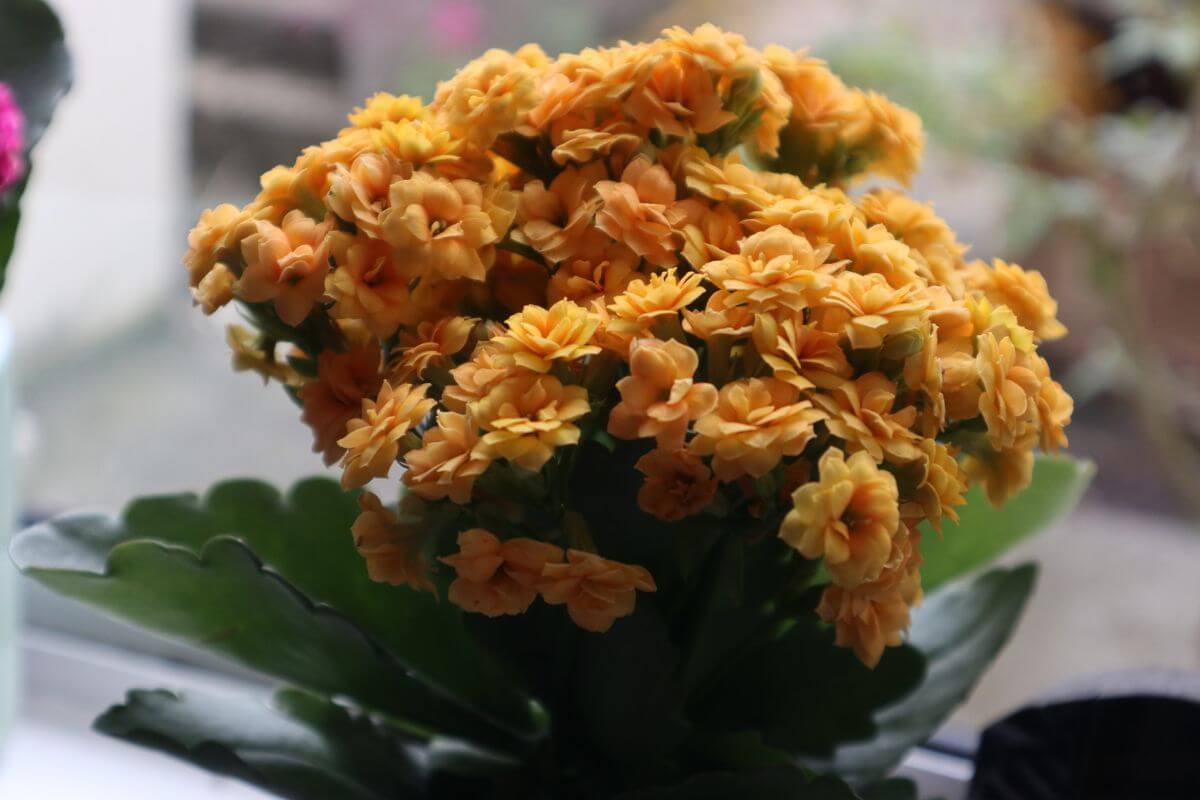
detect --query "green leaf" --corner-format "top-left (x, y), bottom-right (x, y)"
top-left (12, 532), bottom-right (519, 750)
top-left (615, 768), bottom-right (860, 800)
top-left (0, 0), bottom-right (72, 287)
top-left (691, 618), bottom-right (925, 758)
top-left (13, 477), bottom-right (537, 739)
top-left (824, 564), bottom-right (1038, 784)
top-left (920, 455), bottom-right (1092, 591)
top-left (95, 687), bottom-right (426, 800)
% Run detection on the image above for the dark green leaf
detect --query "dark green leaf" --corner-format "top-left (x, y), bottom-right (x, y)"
top-left (12, 532), bottom-right (519, 750)
top-left (692, 618), bottom-right (925, 758)
top-left (920, 455), bottom-right (1092, 591)
top-left (95, 687), bottom-right (425, 800)
top-left (825, 564), bottom-right (1038, 783)
top-left (616, 768), bottom-right (860, 800)
top-left (14, 477), bottom-right (537, 738)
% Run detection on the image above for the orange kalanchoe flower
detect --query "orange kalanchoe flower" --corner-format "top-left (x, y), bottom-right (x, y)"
top-left (608, 338), bottom-right (717, 450)
top-left (962, 445), bottom-right (1034, 509)
top-left (471, 373), bottom-right (590, 471)
top-left (491, 299), bottom-right (602, 373)
top-left (817, 271), bottom-right (929, 351)
top-left (540, 549), bottom-right (657, 633)
top-left (443, 342), bottom-right (514, 413)
top-left (595, 157), bottom-right (680, 268)
top-left (608, 268), bottom-right (706, 332)
top-left (441, 529), bottom-right (564, 617)
top-left (352, 492), bottom-right (434, 592)
top-left (380, 170), bottom-right (516, 282)
top-left (817, 523), bottom-right (922, 668)
top-left (326, 233), bottom-right (413, 339)
top-left (691, 377), bottom-right (824, 481)
top-left (514, 162), bottom-right (606, 263)
top-left (402, 411), bottom-right (492, 504)
top-left (812, 373), bottom-right (922, 464)
top-left (626, 49), bottom-right (736, 138)
top-left (389, 316), bottom-right (476, 382)
top-left (780, 447), bottom-right (900, 588)
top-left (547, 244), bottom-right (639, 305)
top-left (976, 332), bottom-right (1041, 450)
top-left (431, 44), bottom-right (547, 148)
top-left (969, 259), bottom-right (1067, 342)
top-left (299, 330), bottom-right (383, 465)
top-left (338, 381), bottom-right (436, 488)
top-left (703, 226), bottom-right (837, 315)
top-left (238, 210), bottom-right (333, 326)
top-left (634, 448), bottom-right (718, 522)
top-left (752, 313), bottom-right (851, 391)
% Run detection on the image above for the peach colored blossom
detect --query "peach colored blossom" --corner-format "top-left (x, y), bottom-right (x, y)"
top-left (608, 338), bottom-right (717, 450)
top-left (440, 529), bottom-right (564, 617)
top-left (812, 373), bottom-right (921, 464)
top-left (540, 549), bottom-right (657, 632)
top-left (752, 312), bottom-right (852, 391)
top-left (238, 210), bottom-right (333, 326)
top-left (635, 448), bottom-right (718, 522)
top-left (491, 299), bottom-right (602, 373)
top-left (691, 377), bottom-right (824, 481)
top-left (514, 162), bottom-right (606, 263)
top-left (817, 272), bottom-right (929, 351)
top-left (595, 157), bottom-right (681, 268)
top-left (471, 373), bottom-right (590, 472)
top-left (388, 316), bottom-right (476, 382)
top-left (326, 232), bottom-right (413, 339)
top-left (299, 331), bottom-right (383, 465)
top-left (402, 411), bottom-right (491, 504)
top-left (443, 342), bottom-right (514, 413)
top-left (352, 492), bottom-right (434, 592)
top-left (338, 381), bottom-right (436, 488)
top-left (976, 332), bottom-right (1040, 450)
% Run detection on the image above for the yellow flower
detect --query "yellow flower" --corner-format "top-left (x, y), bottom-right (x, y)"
top-left (691, 378), bottom-right (824, 481)
top-left (471, 373), bottom-right (590, 471)
top-left (942, 349), bottom-right (983, 423)
top-left (551, 124), bottom-right (642, 166)
top-left (625, 50), bottom-right (736, 137)
top-left (969, 259), bottom-right (1067, 341)
top-left (752, 312), bottom-right (852, 391)
top-left (608, 338), bottom-right (718, 450)
top-left (703, 225), bottom-right (837, 315)
top-left (962, 446), bottom-right (1034, 509)
top-left (380, 170), bottom-right (516, 282)
top-left (608, 268), bottom-right (706, 331)
top-left (812, 373), bottom-right (922, 464)
top-left (184, 203), bottom-right (243, 287)
top-left (547, 244), bottom-right (639, 305)
top-left (192, 262), bottom-right (236, 315)
top-left (595, 156), bottom-right (680, 268)
top-left (540, 549), bottom-right (657, 633)
top-left (964, 294), bottom-right (1034, 353)
top-left (443, 342), bottom-right (514, 413)
top-left (514, 161), bottom-right (606, 263)
top-left (831, 220), bottom-right (930, 290)
top-left (338, 381), bottom-right (436, 489)
top-left (635, 448), bottom-right (718, 522)
top-left (747, 192), bottom-right (860, 250)
top-left (440, 529), bottom-right (564, 617)
top-left (343, 92), bottom-right (427, 133)
top-left (898, 438), bottom-right (967, 531)
top-left (682, 290), bottom-right (757, 342)
top-left (351, 492), bottom-right (434, 592)
top-left (431, 44), bottom-right (547, 147)
top-left (326, 152), bottom-right (407, 239)
top-left (764, 45), bottom-right (858, 134)
top-left (817, 523), bottom-right (921, 668)
top-left (325, 233), bottom-right (413, 339)
top-left (388, 316), bottom-right (476, 383)
top-left (817, 272), bottom-right (929, 351)
top-left (779, 447), bottom-right (900, 588)
top-left (238, 210), bottom-right (333, 326)
top-left (491, 299), bottom-right (602, 373)
top-left (976, 332), bottom-right (1040, 450)
top-left (402, 411), bottom-right (491, 504)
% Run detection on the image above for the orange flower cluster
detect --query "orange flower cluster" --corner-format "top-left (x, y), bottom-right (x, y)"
top-left (185, 26), bottom-right (1070, 661)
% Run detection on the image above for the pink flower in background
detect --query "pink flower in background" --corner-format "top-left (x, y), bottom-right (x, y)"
top-left (431, 0), bottom-right (484, 51)
top-left (0, 83), bottom-right (24, 193)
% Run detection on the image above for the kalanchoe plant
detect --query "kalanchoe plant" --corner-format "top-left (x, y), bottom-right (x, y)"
top-left (0, 0), bottom-right (71, 288)
top-left (13, 25), bottom-right (1092, 799)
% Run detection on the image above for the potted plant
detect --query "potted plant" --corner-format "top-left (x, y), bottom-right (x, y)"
top-left (13, 25), bottom-right (1087, 798)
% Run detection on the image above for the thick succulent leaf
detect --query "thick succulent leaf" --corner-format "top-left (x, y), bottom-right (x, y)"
top-left (615, 768), bottom-right (860, 800)
top-left (13, 477), bottom-right (536, 738)
top-left (920, 455), bottom-right (1092, 592)
top-left (0, 0), bottom-right (72, 286)
top-left (691, 618), bottom-right (925, 758)
top-left (824, 564), bottom-right (1038, 784)
top-left (12, 532), bottom-right (519, 750)
top-left (95, 687), bottom-right (426, 800)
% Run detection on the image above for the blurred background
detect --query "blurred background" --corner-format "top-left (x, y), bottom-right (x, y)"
top-left (4, 0), bottom-right (1200, 784)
